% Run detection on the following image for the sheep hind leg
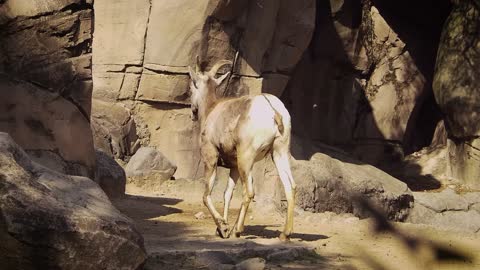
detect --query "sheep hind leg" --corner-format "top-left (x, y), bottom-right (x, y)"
top-left (232, 152), bottom-right (255, 238)
top-left (272, 150), bottom-right (296, 241)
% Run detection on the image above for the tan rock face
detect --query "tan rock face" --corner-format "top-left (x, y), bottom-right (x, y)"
top-left (0, 133), bottom-right (145, 269)
top-left (359, 7), bottom-right (426, 142)
top-left (0, 76), bottom-right (95, 176)
top-left (0, 0), bottom-right (81, 23)
top-left (143, 0), bottom-right (210, 70)
top-left (0, 1), bottom-right (94, 177)
top-left (134, 103), bottom-right (203, 179)
top-left (433, 1), bottom-right (480, 188)
top-left (92, 0), bottom-right (316, 178)
top-left (93, 0), bottom-right (149, 66)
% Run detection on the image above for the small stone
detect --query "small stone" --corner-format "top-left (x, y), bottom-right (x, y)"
top-left (236, 257), bottom-right (266, 270)
top-left (195, 211), bottom-right (206, 220)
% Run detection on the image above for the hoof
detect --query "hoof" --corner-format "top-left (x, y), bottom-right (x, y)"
top-left (279, 232), bottom-right (291, 242)
top-left (216, 225), bottom-right (230, 239)
top-left (234, 231), bottom-right (242, 238)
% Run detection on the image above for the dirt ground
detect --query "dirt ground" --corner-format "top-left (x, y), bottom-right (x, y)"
top-left (113, 183), bottom-right (480, 270)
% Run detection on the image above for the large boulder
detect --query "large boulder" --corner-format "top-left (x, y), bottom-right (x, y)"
top-left (0, 0), bottom-right (95, 178)
top-left (0, 133), bottom-right (146, 269)
top-left (94, 150), bottom-right (126, 198)
top-left (292, 152), bottom-right (414, 221)
top-left (125, 147), bottom-right (177, 189)
top-left (433, 0), bottom-right (480, 188)
top-left (253, 137), bottom-right (414, 221)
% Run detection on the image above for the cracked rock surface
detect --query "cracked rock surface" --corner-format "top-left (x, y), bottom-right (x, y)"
top-left (433, 0), bottom-right (480, 189)
top-left (407, 188), bottom-right (480, 233)
top-left (0, 132), bottom-right (146, 269)
top-left (0, 0), bottom-right (95, 177)
top-left (91, 0), bottom-right (316, 179)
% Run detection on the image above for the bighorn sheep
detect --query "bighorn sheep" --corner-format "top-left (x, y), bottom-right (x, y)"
top-left (188, 58), bottom-right (296, 241)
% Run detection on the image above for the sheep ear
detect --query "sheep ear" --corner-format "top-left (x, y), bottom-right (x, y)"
top-left (214, 72), bottom-right (230, 86)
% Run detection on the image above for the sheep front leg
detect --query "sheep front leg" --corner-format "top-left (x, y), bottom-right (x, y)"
top-left (203, 164), bottom-right (230, 238)
top-left (201, 143), bottom-right (229, 238)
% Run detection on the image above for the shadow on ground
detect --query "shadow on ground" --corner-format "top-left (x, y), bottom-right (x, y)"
top-left (112, 194), bottom-right (191, 240)
top-left (112, 193), bottom-right (353, 269)
top-left (244, 225), bottom-right (328, 241)
top-left (113, 194), bottom-right (184, 220)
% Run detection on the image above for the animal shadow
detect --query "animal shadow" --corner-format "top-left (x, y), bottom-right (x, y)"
top-left (243, 225), bottom-right (328, 241)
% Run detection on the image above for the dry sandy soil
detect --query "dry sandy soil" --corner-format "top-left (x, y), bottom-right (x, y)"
top-left (113, 183), bottom-right (480, 270)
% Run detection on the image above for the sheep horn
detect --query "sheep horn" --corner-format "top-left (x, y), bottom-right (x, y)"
top-left (195, 55), bottom-right (201, 73)
top-left (209, 60), bottom-right (232, 77)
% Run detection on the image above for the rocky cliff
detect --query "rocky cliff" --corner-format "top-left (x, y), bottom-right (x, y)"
top-left (92, 0), bottom-right (316, 179)
top-left (1, 0), bottom-right (478, 227)
top-left (0, 0), bottom-right (95, 177)
top-left (1, 1), bottom-right (480, 265)
top-left (91, 0), bottom-right (480, 190)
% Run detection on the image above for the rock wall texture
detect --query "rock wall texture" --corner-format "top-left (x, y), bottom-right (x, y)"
top-left (0, 0), bottom-right (95, 177)
top-left (433, 0), bottom-right (480, 189)
top-left (92, 0), bottom-right (315, 179)
top-left (0, 133), bottom-right (146, 269)
top-left (283, 0), bottom-right (450, 166)
top-left (407, 188), bottom-right (480, 233)
top-left (92, 0), bottom-right (479, 191)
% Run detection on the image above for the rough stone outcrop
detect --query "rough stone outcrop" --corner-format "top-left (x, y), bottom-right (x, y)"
top-left (0, 133), bottom-right (146, 269)
top-left (92, 0), bottom-right (316, 178)
top-left (407, 188), bottom-right (480, 233)
top-left (253, 137), bottom-right (413, 221)
top-left (293, 153), bottom-right (413, 221)
top-left (283, 0), bottom-right (450, 166)
top-left (0, 75), bottom-right (95, 177)
top-left (0, 0), bottom-right (95, 177)
top-left (433, 0), bottom-right (480, 188)
top-left (91, 99), bottom-right (138, 159)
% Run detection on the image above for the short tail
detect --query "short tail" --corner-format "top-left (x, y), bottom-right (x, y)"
top-left (274, 111), bottom-right (284, 135)
top-left (262, 94), bottom-right (284, 135)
